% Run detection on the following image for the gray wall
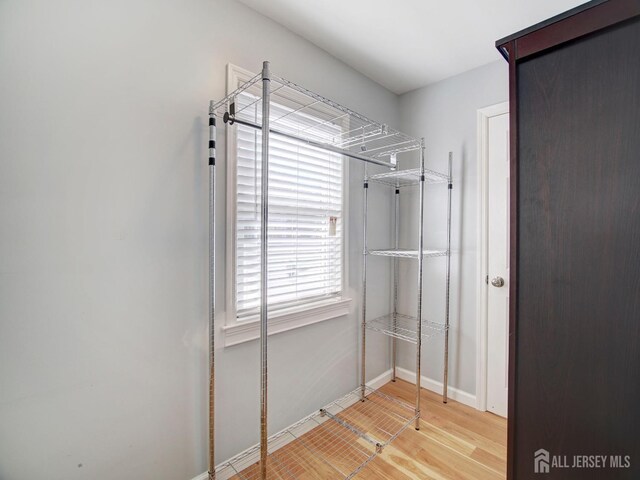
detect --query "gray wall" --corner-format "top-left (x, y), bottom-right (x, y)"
top-left (396, 60), bottom-right (508, 396)
top-left (0, 1), bottom-right (398, 478)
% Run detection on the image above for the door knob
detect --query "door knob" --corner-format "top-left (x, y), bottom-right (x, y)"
top-left (491, 276), bottom-right (505, 287)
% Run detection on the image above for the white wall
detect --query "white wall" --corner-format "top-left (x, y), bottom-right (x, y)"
top-left (0, 1), bottom-right (399, 478)
top-left (396, 61), bottom-right (508, 397)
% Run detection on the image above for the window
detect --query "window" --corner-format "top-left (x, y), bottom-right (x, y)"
top-left (224, 65), bottom-right (350, 345)
top-left (235, 101), bottom-right (344, 317)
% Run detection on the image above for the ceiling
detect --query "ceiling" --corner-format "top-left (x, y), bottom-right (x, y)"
top-left (236, 0), bottom-right (589, 94)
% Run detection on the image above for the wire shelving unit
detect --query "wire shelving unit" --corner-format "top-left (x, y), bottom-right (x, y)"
top-left (207, 61), bottom-right (452, 480)
top-left (360, 149), bottom-right (453, 432)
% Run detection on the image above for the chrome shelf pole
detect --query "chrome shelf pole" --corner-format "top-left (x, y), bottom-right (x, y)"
top-left (443, 152), bottom-right (453, 404)
top-left (415, 140), bottom-right (426, 430)
top-left (360, 170), bottom-right (369, 402)
top-left (259, 61), bottom-right (271, 480)
top-left (208, 102), bottom-right (217, 480)
top-left (392, 185), bottom-right (399, 382)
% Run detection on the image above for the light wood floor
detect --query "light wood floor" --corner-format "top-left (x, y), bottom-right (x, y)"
top-left (228, 379), bottom-right (506, 480)
top-left (361, 380), bottom-right (507, 479)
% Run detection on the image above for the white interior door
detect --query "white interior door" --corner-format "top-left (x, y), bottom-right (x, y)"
top-left (486, 112), bottom-right (509, 418)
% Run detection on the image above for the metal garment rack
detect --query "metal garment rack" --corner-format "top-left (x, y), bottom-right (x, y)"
top-left (207, 61), bottom-right (452, 480)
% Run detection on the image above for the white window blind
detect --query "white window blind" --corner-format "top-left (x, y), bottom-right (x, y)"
top-left (234, 92), bottom-right (344, 320)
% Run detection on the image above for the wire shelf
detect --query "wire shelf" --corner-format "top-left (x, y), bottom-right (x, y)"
top-left (215, 386), bottom-right (416, 480)
top-left (322, 386), bottom-right (418, 447)
top-left (210, 73), bottom-right (422, 161)
top-left (367, 168), bottom-right (449, 187)
top-left (215, 414), bottom-right (376, 480)
top-left (367, 248), bottom-right (448, 259)
top-left (365, 313), bottom-right (448, 344)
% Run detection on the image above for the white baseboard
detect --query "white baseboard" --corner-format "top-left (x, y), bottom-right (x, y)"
top-left (395, 367), bottom-right (477, 409)
top-left (366, 368), bottom-right (394, 390)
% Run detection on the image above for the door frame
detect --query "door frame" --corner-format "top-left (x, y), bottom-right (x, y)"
top-left (476, 101), bottom-right (509, 412)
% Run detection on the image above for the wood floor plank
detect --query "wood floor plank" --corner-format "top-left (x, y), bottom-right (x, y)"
top-left (380, 428), bottom-right (502, 480)
top-left (470, 448), bottom-right (506, 475)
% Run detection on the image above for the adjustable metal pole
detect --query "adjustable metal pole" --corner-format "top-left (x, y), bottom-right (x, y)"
top-left (443, 152), bottom-right (453, 403)
top-left (208, 103), bottom-right (216, 480)
top-left (392, 186), bottom-right (399, 382)
top-left (415, 140), bottom-right (426, 430)
top-left (360, 172), bottom-right (369, 402)
top-left (259, 61), bottom-right (271, 480)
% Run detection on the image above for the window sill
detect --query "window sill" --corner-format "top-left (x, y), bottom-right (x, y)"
top-left (222, 298), bottom-right (352, 347)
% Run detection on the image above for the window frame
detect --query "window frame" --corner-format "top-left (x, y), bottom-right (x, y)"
top-left (223, 64), bottom-right (351, 347)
